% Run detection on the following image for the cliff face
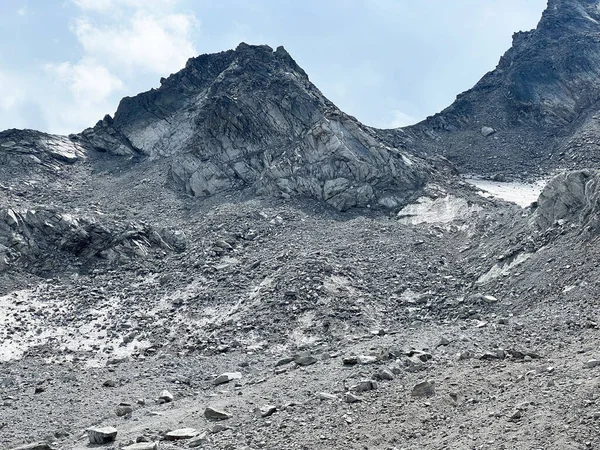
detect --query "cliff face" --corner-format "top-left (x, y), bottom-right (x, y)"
top-left (80, 43), bottom-right (442, 211)
top-left (396, 0), bottom-right (600, 177)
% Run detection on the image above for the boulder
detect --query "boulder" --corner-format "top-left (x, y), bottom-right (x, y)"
top-left (87, 427), bottom-right (118, 444)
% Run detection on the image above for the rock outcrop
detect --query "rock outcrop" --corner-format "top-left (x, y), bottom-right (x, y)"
top-left (0, 129), bottom-right (84, 182)
top-left (393, 0), bottom-right (600, 176)
top-left (533, 169), bottom-right (600, 231)
top-left (80, 43), bottom-right (441, 211)
top-left (0, 207), bottom-right (184, 272)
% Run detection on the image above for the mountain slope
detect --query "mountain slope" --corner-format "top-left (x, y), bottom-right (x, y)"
top-left (393, 0), bottom-right (600, 177)
top-left (80, 43), bottom-right (450, 211)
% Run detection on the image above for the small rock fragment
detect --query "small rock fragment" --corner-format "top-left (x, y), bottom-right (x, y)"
top-left (188, 432), bottom-right (210, 448)
top-left (377, 368), bottom-right (395, 381)
top-left (159, 390), bottom-right (174, 403)
top-left (122, 443), bottom-right (158, 450)
top-left (481, 126), bottom-right (496, 137)
top-left (255, 405), bottom-right (277, 417)
top-left (411, 381), bottom-right (435, 398)
top-left (87, 427), bottom-right (118, 444)
top-left (586, 359), bottom-right (600, 368)
top-left (344, 392), bottom-right (363, 403)
top-left (204, 406), bottom-right (232, 420)
top-left (9, 443), bottom-right (52, 450)
top-left (294, 354), bottom-right (317, 366)
top-left (317, 392), bottom-right (338, 401)
top-left (350, 380), bottom-right (378, 393)
top-left (213, 372), bottom-right (242, 385)
top-left (116, 404), bottom-right (134, 417)
top-left (165, 428), bottom-right (198, 440)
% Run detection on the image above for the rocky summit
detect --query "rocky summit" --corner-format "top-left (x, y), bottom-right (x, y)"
top-left (391, 0), bottom-right (600, 177)
top-left (4, 1), bottom-right (600, 449)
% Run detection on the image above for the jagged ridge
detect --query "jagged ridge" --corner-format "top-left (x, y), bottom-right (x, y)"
top-left (79, 43), bottom-right (446, 211)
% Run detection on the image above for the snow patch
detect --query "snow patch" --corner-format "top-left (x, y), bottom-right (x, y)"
top-left (465, 178), bottom-right (546, 207)
top-left (397, 195), bottom-right (482, 225)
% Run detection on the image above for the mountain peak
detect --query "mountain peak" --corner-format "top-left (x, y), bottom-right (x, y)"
top-left (538, 0), bottom-right (600, 34)
top-left (401, 0), bottom-right (600, 176)
top-left (79, 44), bottom-right (442, 211)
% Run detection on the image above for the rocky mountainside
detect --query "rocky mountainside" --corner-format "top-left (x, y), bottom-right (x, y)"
top-left (6, 1), bottom-right (600, 449)
top-left (391, 0), bottom-right (600, 177)
top-left (79, 43), bottom-right (454, 212)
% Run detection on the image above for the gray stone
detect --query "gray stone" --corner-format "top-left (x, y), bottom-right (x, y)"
top-left (159, 390), bottom-right (174, 403)
top-left (9, 443), bottom-right (52, 450)
top-left (213, 372), bottom-right (242, 385)
top-left (317, 392), bottom-right (338, 401)
top-left (411, 381), bottom-right (435, 397)
top-left (294, 354), bottom-right (317, 366)
top-left (165, 428), bottom-right (198, 440)
top-left (255, 405), bottom-right (277, 417)
top-left (377, 368), bottom-right (395, 381)
top-left (87, 427), bottom-right (118, 444)
top-left (344, 392), bottom-right (363, 403)
top-left (116, 404), bottom-right (134, 417)
top-left (122, 443), bottom-right (158, 450)
top-left (204, 406), bottom-right (231, 420)
top-left (481, 126), bottom-right (496, 137)
top-left (586, 359), bottom-right (600, 368)
top-left (350, 380), bottom-right (378, 393)
top-left (188, 432), bottom-right (210, 448)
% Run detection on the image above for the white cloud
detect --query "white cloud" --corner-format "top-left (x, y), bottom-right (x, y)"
top-left (0, 72), bottom-right (25, 112)
top-left (17, 7), bottom-right (27, 16)
top-left (386, 110), bottom-right (418, 128)
top-left (73, 12), bottom-right (197, 74)
top-left (45, 58), bottom-right (124, 103)
top-left (43, 59), bottom-right (125, 132)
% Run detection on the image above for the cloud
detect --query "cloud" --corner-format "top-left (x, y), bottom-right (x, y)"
top-left (45, 58), bottom-right (124, 103)
top-left (0, 72), bottom-right (26, 112)
top-left (385, 110), bottom-right (418, 129)
top-left (73, 12), bottom-right (197, 74)
top-left (17, 7), bottom-right (27, 16)
top-left (28, 0), bottom-right (199, 133)
top-left (43, 58), bottom-right (125, 133)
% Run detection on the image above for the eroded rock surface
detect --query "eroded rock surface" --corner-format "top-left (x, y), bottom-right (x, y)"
top-left (80, 43), bottom-right (439, 211)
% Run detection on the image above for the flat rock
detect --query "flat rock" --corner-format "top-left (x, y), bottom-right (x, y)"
top-left (122, 443), bottom-right (158, 450)
top-left (294, 354), bottom-right (317, 366)
top-left (165, 428), bottom-right (198, 440)
top-left (9, 443), bottom-right (52, 450)
top-left (87, 427), bottom-right (118, 444)
top-left (204, 406), bottom-right (232, 420)
top-left (213, 372), bottom-right (243, 385)
top-left (317, 392), bottom-right (338, 401)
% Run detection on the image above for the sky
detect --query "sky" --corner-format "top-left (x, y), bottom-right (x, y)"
top-left (0, 0), bottom-right (547, 135)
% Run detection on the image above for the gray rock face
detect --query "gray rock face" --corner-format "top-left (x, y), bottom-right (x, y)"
top-left (79, 43), bottom-right (437, 211)
top-left (533, 169), bottom-right (600, 231)
top-left (392, 0), bottom-right (600, 176)
top-left (87, 426), bottom-right (117, 444)
top-left (0, 129), bottom-right (84, 165)
top-left (0, 207), bottom-right (182, 272)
